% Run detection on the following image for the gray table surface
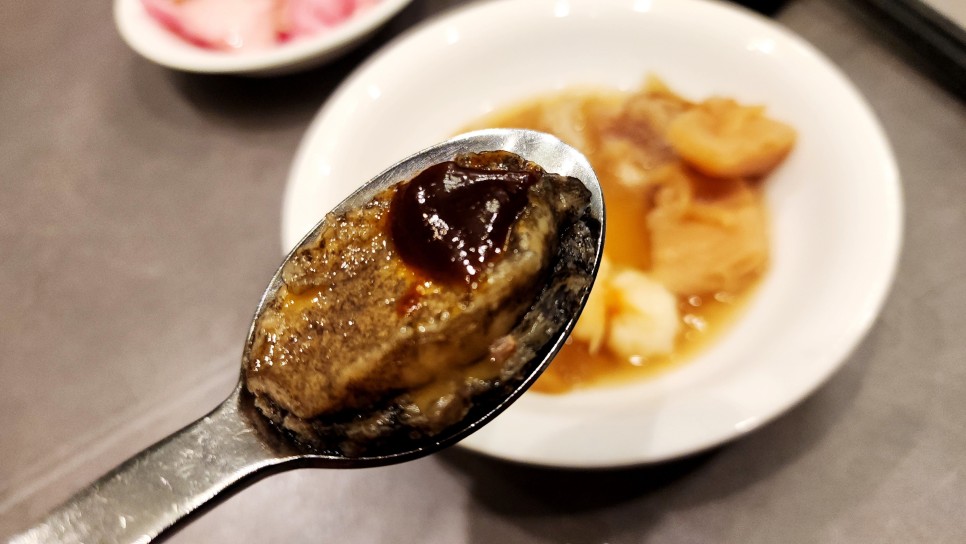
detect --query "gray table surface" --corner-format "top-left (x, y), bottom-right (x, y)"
top-left (2, 0), bottom-right (965, 542)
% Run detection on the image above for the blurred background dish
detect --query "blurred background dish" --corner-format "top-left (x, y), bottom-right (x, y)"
top-left (283, 0), bottom-right (902, 467)
top-left (113, 0), bottom-right (412, 75)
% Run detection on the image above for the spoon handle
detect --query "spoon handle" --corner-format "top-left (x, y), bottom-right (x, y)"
top-left (10, 385), bottom-right (288, 544)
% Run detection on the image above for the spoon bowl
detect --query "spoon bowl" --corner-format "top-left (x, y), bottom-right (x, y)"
top-left (12, 129), bottom-right (604, 544)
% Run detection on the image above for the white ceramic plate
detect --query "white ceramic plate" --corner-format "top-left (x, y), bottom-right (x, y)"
top-left (114, 0), bottom-right (412, 75)
top-left (283, 0), bottom-right (902, 467)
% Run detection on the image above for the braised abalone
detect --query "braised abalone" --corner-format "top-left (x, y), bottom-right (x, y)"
top-left (244, 150), bottom-right (597, 455)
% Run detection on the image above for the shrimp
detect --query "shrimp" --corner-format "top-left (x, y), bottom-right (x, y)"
top-left (606, 268), bottom-right (680, 361)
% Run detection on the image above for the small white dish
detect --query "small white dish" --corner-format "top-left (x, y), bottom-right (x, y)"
top-left (283, 0), bottom-right (902, 467)
top-left (113, 0), bottom-right (412, 75)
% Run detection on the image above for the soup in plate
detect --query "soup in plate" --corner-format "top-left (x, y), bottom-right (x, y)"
top-left (464, 77), bottom-right (796, 393)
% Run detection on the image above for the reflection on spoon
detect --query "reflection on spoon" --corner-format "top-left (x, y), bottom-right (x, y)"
top-left (11, 129), bottom-right (605, 544)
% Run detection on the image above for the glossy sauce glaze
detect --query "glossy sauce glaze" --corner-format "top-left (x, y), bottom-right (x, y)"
top-left (389, 160), bottom-right (540, 285)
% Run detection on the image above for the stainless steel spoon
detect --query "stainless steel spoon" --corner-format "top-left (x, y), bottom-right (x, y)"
top-left (10, 128), bottom-right (605, 544)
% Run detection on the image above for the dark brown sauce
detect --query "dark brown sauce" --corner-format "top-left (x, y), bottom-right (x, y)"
top-left (389, 161), bottom-right (538, 284)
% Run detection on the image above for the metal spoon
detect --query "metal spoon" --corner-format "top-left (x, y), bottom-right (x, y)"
top-left (11, 128), bottom-right (605, 544)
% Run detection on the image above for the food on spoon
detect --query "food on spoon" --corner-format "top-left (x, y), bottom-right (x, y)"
top-left (570, 256), bottom-right (611, 353)
top-left (463, 76), bottom-right (795, 392)
top-left (244, 151), bottom-right (596, 454)
top-left (142, 0), bottom-right (381, 52)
